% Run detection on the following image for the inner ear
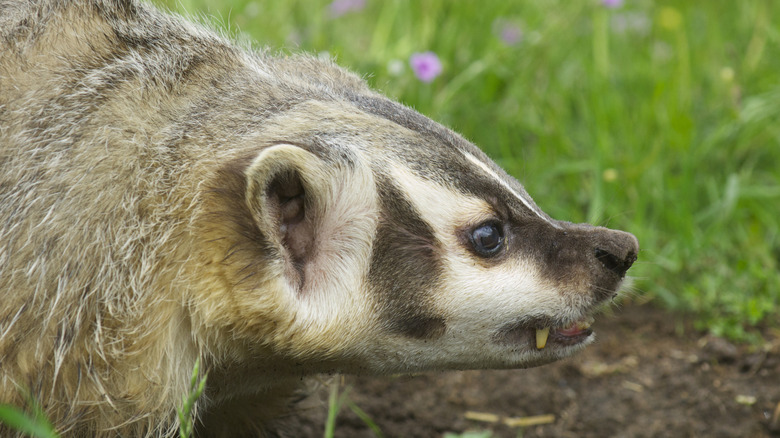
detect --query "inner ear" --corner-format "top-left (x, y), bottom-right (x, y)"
top-left (269, 170), bottom-right (305, 229)
top-left (267, 170), bottom-right (314, 280)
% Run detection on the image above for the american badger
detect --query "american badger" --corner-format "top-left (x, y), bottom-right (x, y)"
top-left (0, 0), bottom-right (639, 436)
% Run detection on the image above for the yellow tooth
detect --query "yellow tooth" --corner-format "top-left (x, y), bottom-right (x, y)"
top-left (536, 327), bottom-right (550, 350)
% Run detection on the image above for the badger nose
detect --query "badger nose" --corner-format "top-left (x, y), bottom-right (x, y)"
top-left (593, 230), bottom-right (639, 278)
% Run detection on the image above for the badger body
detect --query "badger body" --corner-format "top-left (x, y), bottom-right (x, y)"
top-left (0, 1), bottom-right (638, 436)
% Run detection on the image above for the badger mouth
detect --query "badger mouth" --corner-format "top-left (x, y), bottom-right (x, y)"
top-left (534, 317), bottom-right (594, 349)
top-left (496, 316), bottom-right (596, 351)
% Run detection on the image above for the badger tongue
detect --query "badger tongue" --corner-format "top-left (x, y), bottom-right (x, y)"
top-left (536, 327), bottom-right (550, 350)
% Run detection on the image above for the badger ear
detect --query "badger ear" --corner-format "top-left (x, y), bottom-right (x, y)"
top-left (245, 144), bottom-right (329, 289)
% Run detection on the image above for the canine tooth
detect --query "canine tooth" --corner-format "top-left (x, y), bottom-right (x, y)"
top-left (536, 327), bottom-right (550, 350)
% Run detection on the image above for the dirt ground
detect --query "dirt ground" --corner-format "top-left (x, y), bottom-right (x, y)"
top-left (288, 303), bottom-right (780, 438)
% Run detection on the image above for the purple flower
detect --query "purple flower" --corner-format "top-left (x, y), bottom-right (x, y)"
top-left (328, 0), bottom-right (366, 18)
top-left (602, 0), bottom-right (624, 7)
top-left (409, 52), bottom-right (442, 83)
top-left (493, 19), bottom-right (523, 46)
top-left (500, 25), bottom-right (522, 46)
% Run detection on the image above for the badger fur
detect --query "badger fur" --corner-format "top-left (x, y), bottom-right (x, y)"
top-left (0, 0), bottom-right (639, 436)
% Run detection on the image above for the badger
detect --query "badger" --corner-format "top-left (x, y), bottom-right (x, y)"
top-left (0, 0), bottom-right (639, 436)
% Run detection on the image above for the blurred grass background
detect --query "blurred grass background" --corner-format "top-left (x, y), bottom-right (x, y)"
top-left (155, 0), bottom-right (779, 341)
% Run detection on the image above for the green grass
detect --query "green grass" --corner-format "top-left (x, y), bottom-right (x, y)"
top-left (0, 391), bottom-right (58, 438)
top-left (153, 0), bottom-right (780, 341)
top-left (178, 360), bottom-right (207, 438)
top-left (0, 363), bottom-right (208, 438)
top-left (325, 379), bottom-right (383, 438)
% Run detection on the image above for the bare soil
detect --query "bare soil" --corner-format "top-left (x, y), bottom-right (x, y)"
top-left (289, 303), bottom-right (780, 438)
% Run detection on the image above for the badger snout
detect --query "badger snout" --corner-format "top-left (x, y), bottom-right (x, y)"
top-left (492, 224), bottom-right (640, 355)
top-left (592, 228), bottom-right (639, 279)
top-left (579, 226), bottom-right (639, 303)
top-left (531, 221), bottom-right (639, 305)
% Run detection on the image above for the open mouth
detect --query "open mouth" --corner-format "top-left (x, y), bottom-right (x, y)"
top-left (534, 317), bottom-right (594, 349)
top-left (496, 315), bottom-right (595, 351)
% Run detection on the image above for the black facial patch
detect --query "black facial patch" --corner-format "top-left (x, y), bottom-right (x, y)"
top-left (368, 174), bottom-right (446, 341)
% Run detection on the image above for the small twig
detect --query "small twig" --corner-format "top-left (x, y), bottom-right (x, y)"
top-left (621, 380), bottom-right (644, 393)
top-left (464, 411), bottom-right (500, 423)
top-left (503, 414), bottom-right (556, 428)
top-left (464, 411), bottom-right (555, 428)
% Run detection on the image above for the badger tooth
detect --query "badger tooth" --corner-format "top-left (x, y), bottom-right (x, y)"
top-left (536, 327), bottom-right (550, 350)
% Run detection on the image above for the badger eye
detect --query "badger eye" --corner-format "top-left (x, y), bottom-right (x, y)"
top-left (469, 222), bottom-right (504, 257)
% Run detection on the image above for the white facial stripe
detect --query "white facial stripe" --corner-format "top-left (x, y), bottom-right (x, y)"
top-left (387, 164), bottom-right (572, 320)
top-left (362, 253), bottom-right (588, 371)
top-left (389, 164), bottom-right (490, 239)
top-left (354, 161), bottom-right (586, 371)
top-left (462, 151), bottom-right (560, 229)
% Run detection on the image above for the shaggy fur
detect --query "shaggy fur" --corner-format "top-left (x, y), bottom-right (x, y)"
top-left (0, 1), bottom-right (638, 436)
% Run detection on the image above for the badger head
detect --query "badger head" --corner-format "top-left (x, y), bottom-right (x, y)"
top-left (194, 94), bottom-right (638, 378)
